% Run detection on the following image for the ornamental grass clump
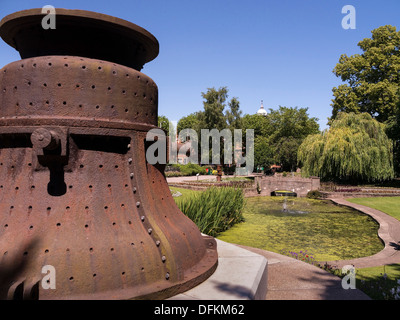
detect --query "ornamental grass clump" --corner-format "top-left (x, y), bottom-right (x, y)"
top-left (177, 187), bottom-right (245, 237)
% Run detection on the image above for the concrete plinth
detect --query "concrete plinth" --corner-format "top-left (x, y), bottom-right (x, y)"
top-left (170, 239), bottom-right (268, 300)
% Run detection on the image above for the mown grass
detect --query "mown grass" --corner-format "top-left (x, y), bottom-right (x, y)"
top-left (355, 264), bottom-right (400, 300)
top-left (169, 187), bottom-right (200, 203)
top-left (344, 196), bottom-right (400, 299)
top-left (347, 196), bottom-right (400, 221)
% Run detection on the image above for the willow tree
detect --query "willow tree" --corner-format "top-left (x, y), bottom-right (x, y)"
top-left (298, 112), bottom-right (394, 183)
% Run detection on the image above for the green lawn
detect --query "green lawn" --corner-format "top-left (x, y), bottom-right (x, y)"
top-left (355, 264), bottom-right (400, 300)
top-left (169, 186), bottom-right (200, 204)
top-left (347, 196), bottom-right (400, 221)
top-left (345, 196), bottom-right (400, 299)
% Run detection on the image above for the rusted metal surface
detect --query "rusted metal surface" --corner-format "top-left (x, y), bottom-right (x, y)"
top-left (0, 8), bottom-right (217, 300)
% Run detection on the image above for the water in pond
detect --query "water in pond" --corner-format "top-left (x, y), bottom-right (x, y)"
top-left (217, 196), bottom-right (383, 261)
top-left (281, 197), bottom-right (308, 214)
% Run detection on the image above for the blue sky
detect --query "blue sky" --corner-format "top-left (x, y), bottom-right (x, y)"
top-left (0, 1), bottom-right (399, 130)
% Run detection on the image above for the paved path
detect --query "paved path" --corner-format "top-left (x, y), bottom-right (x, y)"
top-left (236, 244), bottom-right (370, 300)
top-left (167, 175), bottom-right (217, 183)
top-left (320, 198), bottom-right (400, 269)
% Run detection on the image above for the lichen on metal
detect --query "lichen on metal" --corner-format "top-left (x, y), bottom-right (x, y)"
top-left (0, 8), bottom-right (217, 300)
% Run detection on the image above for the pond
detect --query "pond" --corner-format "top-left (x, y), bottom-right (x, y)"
top-left (217, 196), bottom-right (384, 261)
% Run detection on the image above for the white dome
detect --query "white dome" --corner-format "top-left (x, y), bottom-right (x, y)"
top-left (257, 100), bottom-right (267, 115)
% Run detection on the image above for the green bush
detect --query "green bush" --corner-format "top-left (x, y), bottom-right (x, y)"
top-left (307, 190), bottom-right (322, 199)
top-left (166, 163), bottom-right (206, 176)
top-left (165, 171), bottom-right (185, 177)
top-left (180, 163), bottom-right (206, 176)
top-left (177, 187), bottom-right (245, 237)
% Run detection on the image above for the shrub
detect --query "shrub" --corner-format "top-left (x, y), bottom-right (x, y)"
top-left (165, 163), bottom-right (206, 176)
top-left (223, 165), bottom-right (236, 175)
top-left (306, 190), bottom-right (322, 199)
top-left (177, 187), bottom-right (245, 237)
top-left (165, 171), bottom-right (184, 177)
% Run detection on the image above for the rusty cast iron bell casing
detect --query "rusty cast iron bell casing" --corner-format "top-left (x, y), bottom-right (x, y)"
top-left (0, 8), bottom-right (217, 300)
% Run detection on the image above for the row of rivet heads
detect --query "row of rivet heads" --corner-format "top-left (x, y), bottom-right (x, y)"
top-left (128, 143), bottom-right (169, 280)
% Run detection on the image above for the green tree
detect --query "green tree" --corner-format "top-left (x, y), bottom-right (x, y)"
top-left (298, 112), bottom-right (394, 183)
top-left (268, 106), bottom-right (320, 171)
top-left (242, 106), bottom-right (319, 172)
top-left (268, 106), bottom-right (320, 142)
top-left (253, 136), bottom-right (275, 171)
top-left (158, 115), bottom-right (170, 136)
top-left (198, 87), bottom-right (244, 165)
top-left (225, 97), bottom-right (243, 130)
top-left (241, 113), bottom-right (272, 137)
top-left (177, 112), bottom-right (202, 136)
top-left (199, 86), bottom-right (229, 131)
top-left (176, 87), bottom-right (244, 166)
top-left (384, 88), bottom-right (400, 174)
top-left (331, 25), bottom-right (400, 123)
top-left (274, 137), bottom-right (303, 172)
top-left (330, 25), bottom-right (400, 176)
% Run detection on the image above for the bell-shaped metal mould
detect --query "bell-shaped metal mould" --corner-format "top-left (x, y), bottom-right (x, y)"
top-left (0, 8), bottom-right (217, 300)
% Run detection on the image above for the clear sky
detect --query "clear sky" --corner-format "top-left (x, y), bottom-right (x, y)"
top-left (0, 0), bottom-right (399, 130)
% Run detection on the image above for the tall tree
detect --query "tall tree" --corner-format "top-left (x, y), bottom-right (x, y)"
top-left (330, 25), bottom-right (400, 123)
top-left (158, 115), bottom-right (171, 136)
top-left (176, 87), bottom-right (244, 167)
top-left (225, 97), bottom-right (243, 130)
top-left (241, 113), bottom-right (272, 137)
top-left (298, 112), bottom-right (394, 183)
top-left (268, 106), bottom-right (320, 142)
top-left (177, 112), bottom-right (202, 135)
top-left (253, 136), bottom-right (275, 171)
top-left (269, 106), bottom-right (320, 171)
top-left (385, 89), bottom-right (400, 174)
top-left (330, 25), bottom-right (400, 176)
top-left (199, 86), bottom-right (229, 131)
top-left (241, 106), bottom-right (319, 172)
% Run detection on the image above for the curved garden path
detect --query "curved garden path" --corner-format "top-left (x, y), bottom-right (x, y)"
top-left (320, 198), bottom-right (400, 269)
